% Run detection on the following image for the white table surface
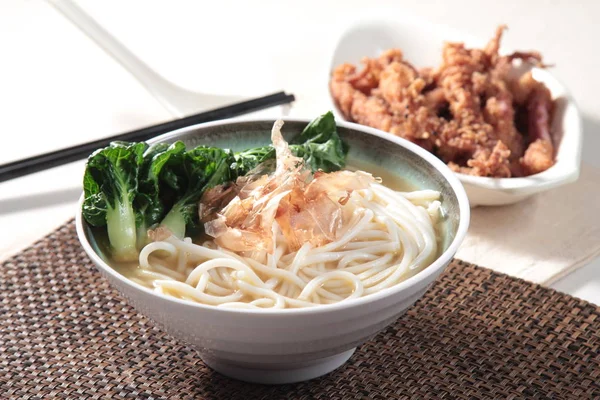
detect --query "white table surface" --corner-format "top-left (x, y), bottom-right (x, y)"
top-left (1, 0), bottom-right (599, 304)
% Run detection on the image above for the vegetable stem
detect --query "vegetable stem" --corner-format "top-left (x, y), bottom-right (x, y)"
top-left (160, 206), bottom-right (187, 239)
top-left (106, 194), bottom-right (138, 261)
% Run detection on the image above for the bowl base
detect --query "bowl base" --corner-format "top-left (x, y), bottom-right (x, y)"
top-left (200, 348), bottom-right (356, 384)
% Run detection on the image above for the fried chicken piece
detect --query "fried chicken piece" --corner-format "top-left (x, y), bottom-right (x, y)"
top-left (378, 61), bottom-right (420, 107)
top-left (377, 61), bottom-right (441, 149)
top-left (330, 64), bottom-right (355, 117)
top-left (437, 42), bottom-right (487, 116)
top-left (450, 141), bottom-right (511, 177)
top-left (483, 90), bottom-right (524, 157)
top-left (521, 79), bottom-right (555, 174)
top-left (432, 25), bottom-right (539, 175)
top-left (434, 38), bottom-right (497, 163)
top-left (332, 56), bottom-right (441, 151)
top-left (505, 70), bottom-right (555, 174)
top-left (350, 93), bottom-right (397, 132)
top-left (487, 25), bottom-right (544, 76)
top-left (525, 78), bottom-right (553, 144)
top-left (509, 71), bottom-right (542, 105)
top-left (333, 49), bottom-right (407, 96)
top-left (481, 27), bottom-right (551, 162)
top-left (469, 141), bottom-right (512, 177)
top-left (347, 58), bottom-right (383, 93)
top-left (522, 139), bottom-right (553, 175)
top-left (484, 25), bottom-right (507, 62)
top-left (330, 50), bottom-right (405, 118)
top-left (436, 117), bottom-right (493, 163)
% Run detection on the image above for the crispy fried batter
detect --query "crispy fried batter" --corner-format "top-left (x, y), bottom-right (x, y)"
top-left (330, 25), bottom-right (555, 177)
top-left (522, 139), bottom-right (554, 175)
top-left (521, 74), bottom-right (555, 175)
top-left (467, 141), bottom-right (512, 177)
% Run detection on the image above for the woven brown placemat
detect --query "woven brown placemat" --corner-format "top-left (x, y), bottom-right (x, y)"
top-left (1, 221), bottom-right (599, 399)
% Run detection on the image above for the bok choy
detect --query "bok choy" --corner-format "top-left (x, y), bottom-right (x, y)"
top-left (81, 112), bottom-right (348, 260)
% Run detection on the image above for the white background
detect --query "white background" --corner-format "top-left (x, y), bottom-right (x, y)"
top-left (1, 0), bottom-right (599, 302)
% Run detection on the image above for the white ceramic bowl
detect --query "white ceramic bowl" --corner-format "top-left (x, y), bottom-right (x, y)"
top-left (76, 118), bottom-right (470, 384)
top-left (327, 17), bottom-right (583, 207)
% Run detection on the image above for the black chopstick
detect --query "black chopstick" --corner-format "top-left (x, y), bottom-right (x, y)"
top-left (0, 91), bottom-right (295, 183)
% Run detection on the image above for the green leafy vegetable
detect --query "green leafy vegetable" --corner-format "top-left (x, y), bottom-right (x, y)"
top-left (232, 146), bottom-right (275, 176)
top-left (82, 112), bottom-right (349, 259)
top-left (233, 111), bottom-right (346, 175)
top-left (290, 111), bottom-right (347, 172)
top-left (135, 141), bottom-right (186, 248)
top-left (159, 146), bottom-right (235, 238)
top-left (82, 141), bottom-right (148, 261)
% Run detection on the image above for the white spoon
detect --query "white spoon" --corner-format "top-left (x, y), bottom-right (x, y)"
top-left (48, 0), bottom-right (246, 118)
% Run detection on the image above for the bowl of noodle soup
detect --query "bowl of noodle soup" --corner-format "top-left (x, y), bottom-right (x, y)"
top-left (76, 117), bottom-right (470, 384)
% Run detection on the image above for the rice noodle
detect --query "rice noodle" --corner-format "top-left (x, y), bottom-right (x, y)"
top-left (124, 120), bottom-right (443, 309)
